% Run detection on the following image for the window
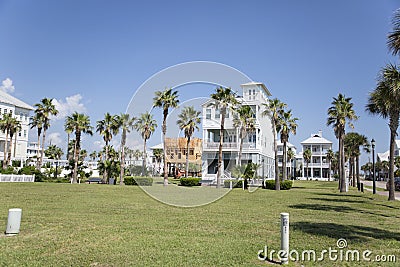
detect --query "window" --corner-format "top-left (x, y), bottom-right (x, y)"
top-left (215, 109), bottom-right (220, 119)
top-left (226, 110), bottom-right (229, 118)
top-left (190, 149), bottom-right (194, 155)
top-left (206, 109), bottom-right (211, 119)
top-left (4, 109), bottom-right (7, 114)
top-left (24, 130), bottom-right (27, 137)
top-left (178, 153), bottom-right (181, 159)
top-left (19, 131), bottom-right (22, 137)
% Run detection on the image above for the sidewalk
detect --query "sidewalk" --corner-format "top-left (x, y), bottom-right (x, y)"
top-left (361, 179), bottom-right (400, 201)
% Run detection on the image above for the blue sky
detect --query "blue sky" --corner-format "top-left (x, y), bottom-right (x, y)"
top-left (0, 0), bottom-right (399, 164)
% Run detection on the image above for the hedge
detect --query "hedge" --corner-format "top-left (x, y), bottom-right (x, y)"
top-left (124, 176), bottom-right (153, 186)
top-left (180, 177), bottom-right (201, 186)
top-left (264, 180), bottom-right (293, 190)
top-left (223, 179), bottom-right (243, 188)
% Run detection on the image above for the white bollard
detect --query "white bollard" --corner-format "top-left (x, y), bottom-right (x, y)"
top-left (5, 208), bottom-right (22, 236)
top-left (280, 212), bottom-right (289, 264)
top-left (229, 180), bottom-right (232, 190)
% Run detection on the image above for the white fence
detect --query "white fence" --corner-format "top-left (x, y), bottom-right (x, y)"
top-left (0, 174), bottom-right (35, 182)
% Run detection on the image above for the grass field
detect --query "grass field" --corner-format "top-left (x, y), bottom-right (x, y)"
top-left (0, 181), bottom-right (399, 266)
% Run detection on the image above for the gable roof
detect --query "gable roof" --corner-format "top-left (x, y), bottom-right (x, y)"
top-left (0, 90), bottom-right (34, 110)
top-left (301, 133), bottom-right (332, 145)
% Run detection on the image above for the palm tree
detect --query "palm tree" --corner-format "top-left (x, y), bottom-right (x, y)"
top-left (0, 113), bottom-right (14, 168)
top-left (287, 147), bottom-right (295, 179)
top-left (326, 149), bottom-right (334, 181)
top-left (116, 113), bottom-right (135, 185)
top-left (233, 105), bottom-right (256, 167)
top-left (96, 113), bottom-right (119, 183)
top-left (344, 132), bottom-right (370, 188)
top-left (44, 145), bottom-right (64, 160)
top-left (30, 111), bottom-right (44, 169)
top-left (153, 148), bottom-right (163, 175)
top-left (176, 106), bottom-right (201, 178)
top-left (134, 112), bottom-right (157, 176)
top-left (262, 98), bottom-right (287, 190)
top-left (388, 8), bottom-right (400, 56)
top-left (327, 93), bottom-right (357, 192)
top-left (209, 86), bottom-right (238, 188)
top-left (65, 112), bottom-right (93, 183)
top-left (89, 151), bottom-right (97, 162)
top-left (7, 117), bottom-right (21, 166)
top-left (276, 109), bottom-right (298, 181)
top-left (366, 64), bottom-right (400, 201)
top-left (303, 149), bottom-right (312, 180)
top-left (34, 98), bottom-right (58, 169)
top-left (153, 88), bottom-right (179, 185)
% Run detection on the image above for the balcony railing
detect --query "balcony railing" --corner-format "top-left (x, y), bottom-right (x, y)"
top-left (204, 142), bottom-right (257, 149)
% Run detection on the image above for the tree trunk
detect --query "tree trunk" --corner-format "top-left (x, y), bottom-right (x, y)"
top-left (328, 161), bottom-right (331, 182)
top-left (388, 125), bottom-right (397, 200)
top-left (143, 138), bottom-right (147, 177)
top-left (272, 124), bottom-right (280, 190)
top-left (36, 131), bottom-right (41, 170)
top-left (102, 142), bottom-right (109, 183)
top-left (356, 156), bottom-right (360, 188)
top-left (3, 129), bottom-right (9, 169)
top-left (13, 133), bottom-right (17, 158)
top-left (163, 109), bottom-right (168, 186)
top-left (217, 110), bottom-right (225, 188)
top-left (40, 130), bottom-right (47, 169)
top-left (7, 132), bottom-right (13, 166)
top-left (339, 134), bottom-right (346, 192)
top-left (282, 140), bottom-right (287, 181)
top-left (73, 131), bottom-right (80, 184)
top-left (238, 128), bottom-right (244, 167)
top-left (120, 130), bottom-right (126, 185)
top-left (66, 133), bottom-right (70, 160)
top-left (185, 137), bottom-right (190, 178)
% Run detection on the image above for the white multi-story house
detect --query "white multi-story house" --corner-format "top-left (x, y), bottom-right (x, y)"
top-left (277, 141), bottom-right (297, 179)
top-left (201, 82), bottom-right (275, 182)
top-left (0, 90), bottom-right (33, 163)
top-left (300, 131), bottom-right (333, 179)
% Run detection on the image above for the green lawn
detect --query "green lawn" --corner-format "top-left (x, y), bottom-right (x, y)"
top-left (0, 181), bottom-right (399, 266)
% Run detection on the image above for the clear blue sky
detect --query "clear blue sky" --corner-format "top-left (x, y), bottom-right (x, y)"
top-left (0, 0), bottom-right (398, 165)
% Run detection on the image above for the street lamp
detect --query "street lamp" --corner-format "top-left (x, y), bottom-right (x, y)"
top-left (371, 138), bottom-right (376, 194)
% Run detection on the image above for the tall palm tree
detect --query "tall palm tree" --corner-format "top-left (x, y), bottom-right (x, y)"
top-left (209, 86), bottom-right (238, 188)
top-left (89, 151), bottom-right (97, 162)
top-left (96, 113), bottom-right (119, 183)
top-left (65, 112), bottom-right (93, 183)
top-left (34, 98), bottom-right (58, 169)
top-left (303, 149), bottom-right (312, 180)
top-left (287, 147), bottom-right (295, 179)
top-left (388, 8), bottom-right (400, 56)
top-left (153, 148), bottom-right (163, 175)
top-left (344, 132), bottom-right (370, 188)
top-left (0, 113), bottom-right (14, 168)
top-left (327, 93), bottom-right (357, 193)
top-left (7, 117), bottom-right (21, 166)
top-left (116, 113), bottom-right (135, 185)
top-left (64, 124), bottom-right (73, 161)
top-left (326, 149), bottom-right (334, 181)
top-left (276, 110), bottom-right (298, 181)
top-left (153, 88), bottom-right (179, 185)
top-left (134, 112), bottom-right (157, 176)
top-left (262, 98), bottom-right (287, 190)
top-left (233, 105), bottom-right (256, 167)
top-left (366, 64), bottom-right (400, 200)
top-left (176, 106), bottom-right (201, 178)
top-left (30, 111), bottom-right (44, 169)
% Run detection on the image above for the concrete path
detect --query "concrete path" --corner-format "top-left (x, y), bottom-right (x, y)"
top-left (361, 179), bottom-right (400, 201)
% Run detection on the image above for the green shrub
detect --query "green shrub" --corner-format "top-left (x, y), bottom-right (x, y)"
top-left (223, 179), bottom-right (243, 188)
top-left (18, 166), bottom-right (45, 182)
top-left (264, 180), bottom-right (293, 190)
top-left (180, 177), bottom-right (201, 186)
top-left (264, 180), bottom-right (275, 190)
top-left (280, 180), bottom-right (293, 190)
top-left (124, 176), bottom-right (153, 186)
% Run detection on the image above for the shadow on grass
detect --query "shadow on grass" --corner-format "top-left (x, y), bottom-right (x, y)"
top-left (312, 192), bottom-right (373, 200)
top-left (292, 222), bottom-right (400, 242)
top-left (289, 203), bottom-right (398, 218)
top-left (308, 197), bottom-right (368, 204)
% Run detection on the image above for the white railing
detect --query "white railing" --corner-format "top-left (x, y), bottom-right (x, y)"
top-left (0, 174), bottom-right (35, 182)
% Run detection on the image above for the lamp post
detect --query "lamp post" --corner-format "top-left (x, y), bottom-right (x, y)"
top-left (371, 138), bottom-right (376, 194)
top-left (54, 159), bottom-right (59, 180)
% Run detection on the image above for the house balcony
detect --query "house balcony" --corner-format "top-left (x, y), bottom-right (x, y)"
top-left (307, 163), bottom-right (330, 168)
top-left (203, 142), bottom-right (257, 150)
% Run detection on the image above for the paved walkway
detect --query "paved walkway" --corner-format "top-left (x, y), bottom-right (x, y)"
top-left (361, 179), bottom-right (400, 201)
